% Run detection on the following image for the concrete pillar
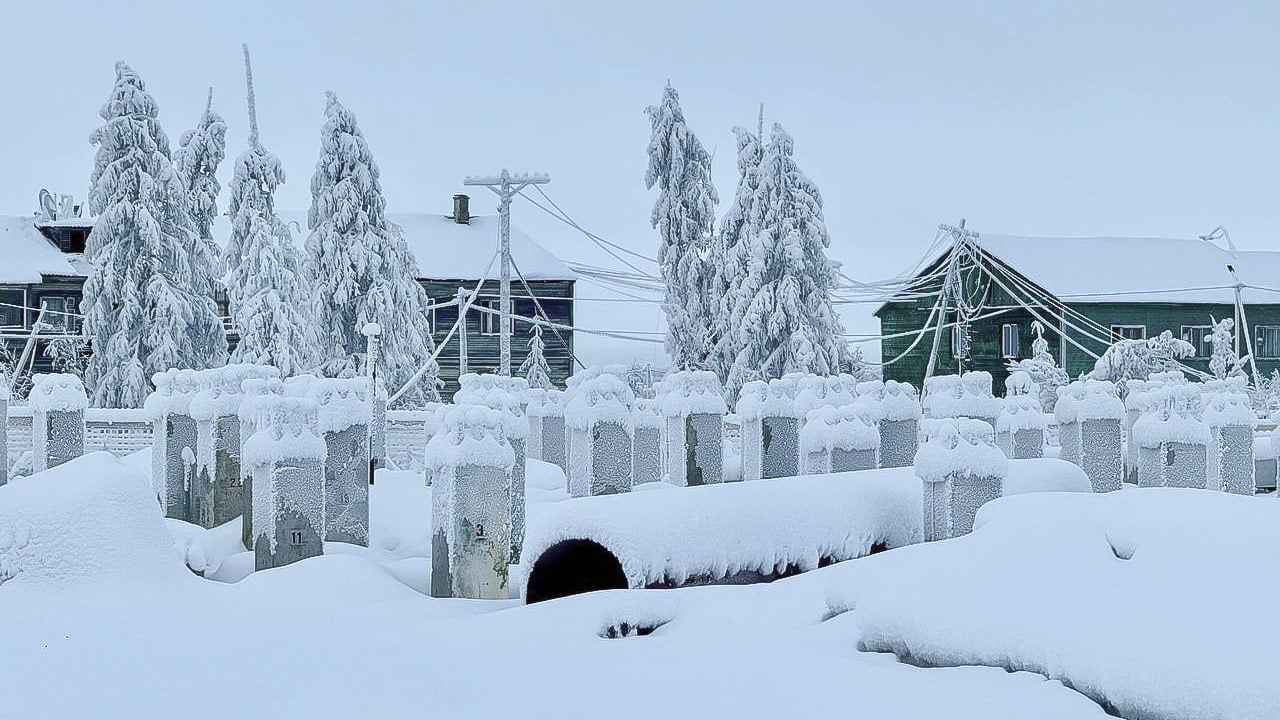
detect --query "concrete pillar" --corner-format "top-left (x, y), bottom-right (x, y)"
top-left (28, 373), bottom-right (87, 474)
top-left (917, 418), bottom-right (1007, 540)
top-left (1080, 418), bottom-right (1123, 492)
top-left (996, 396), bottom-right (1047, 459)
top-left (190, 367), bottom-right (254, 529)
top-left (307, 378), bottom-right (372, 545)
top-left (1204, 392), bottom-right (1255, 495)
top-left (244, 396), bottom-right (326, 570)
top-left (1133, 385), bottom-right (1209, 489)
top-left (800, 406), bottom-right (879, 474)
top-left (632, 398), bottom-right (663, 487)
top-left (565, 374), bottom-right (634, 497)
top-left (0, 372), bottom-right (8, 487)
top-left (735, 380), bottom-right (769, 482)
top-left (237, 374), bottom-right (284, 549)
top-left (456, 372), bottom-right (530, 564)
top-left (427, 406), bottom-right (514, 599)
top-left (660, 370), bottom-right (726, 487)
top-left (1257, 435), bottom-right (1278, 492)
top-left (144, 370), bottom-right (200, 520)
top-left (525, 388), bottom-right (566, 472)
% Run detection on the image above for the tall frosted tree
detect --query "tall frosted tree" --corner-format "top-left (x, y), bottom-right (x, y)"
top-left (225, 46), bottom-right (319, 377)
top-left (173, 87), bottom-right (230, 364)
top-left (645, 84), bottom-right (719, 370)
top-left (83, 61), bottom-right (226, 407)
top-left (724, 123), bottom-right (849, 399)
top-left (305, 91), bottom-right (439, 405)
top-left (709, 112), bottom-right (764, 381)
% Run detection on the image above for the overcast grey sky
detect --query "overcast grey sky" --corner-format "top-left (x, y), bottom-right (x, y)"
top-left (4, 1), bottom-right (1279, 365)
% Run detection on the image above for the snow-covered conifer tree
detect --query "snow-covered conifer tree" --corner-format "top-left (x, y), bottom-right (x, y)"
top-left (723, 123), bottom-right (849, 400)
top-left (305, 91), bottom-right (439, 405)
top-left (173, 88), bottom-right (231, 365)
top-left (224, 46), bottom-right (320, 377)
top-left (83, 62), bottom-right (226, 407)
top-left (519, 322), bottom-right (555, 390)
top-left (1208, 317), bottom-right (1246, 380)
top-left (709, 115), bottom-right (764, 381)
top-left (645, 84), bottom-right (719, 370)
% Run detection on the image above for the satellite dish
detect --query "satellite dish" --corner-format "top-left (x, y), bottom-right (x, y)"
top-left (39, 189), bottom-right (57, 220)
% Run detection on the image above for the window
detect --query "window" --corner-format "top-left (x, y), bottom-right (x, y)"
top-left (951, 325), bottom-right (970, 359)
top-left (1001, 323), bottom-right (1020, 358)
top-left (0, 288), bottom-right (24, 328)
top-left (479, 300), bottom-right (500, 336)
top-left (1181, 325), bottom-right (1213, 360)
top-left (67, 229), bottom-right (87, 253)
top-left (1257, 326), bottom-right (1280, 359)
top-left (39, 297), bottom-right (77, 333)
top-left (1110, 325), bottom-right (1146, 342)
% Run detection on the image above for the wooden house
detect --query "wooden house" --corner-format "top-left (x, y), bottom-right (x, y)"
top-left (0, 193), bottom-right (575, 399)
top-left (876, 233), bottom-right (1280, 393)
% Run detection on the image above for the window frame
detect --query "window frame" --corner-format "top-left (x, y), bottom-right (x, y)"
top-left (478, 299), bottom-right (501, 336)
top-left (1257, 325), bottom-right (1280, 359)
top-left (0, 287), bottom-right (26, 329)
top-left (1000, 323), bottom-right (1020, 359)
top-left (1110, 324), bottom-right (1147, 342)
top-left (1180, 325), bottom-right (1213, 360)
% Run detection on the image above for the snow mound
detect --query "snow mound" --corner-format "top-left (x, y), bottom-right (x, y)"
top-left (0, 452), bottom-right (185, 588)
top-left (830, 488), bottom-right (1280, 720)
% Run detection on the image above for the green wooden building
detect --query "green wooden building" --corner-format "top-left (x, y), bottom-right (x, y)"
top-left (0, 193), bottom-right (576, 399)
top-left (876, 233), bottom-right (1280, 394)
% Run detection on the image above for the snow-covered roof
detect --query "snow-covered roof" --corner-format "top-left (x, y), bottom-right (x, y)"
top-left (0, 215), bottom-right (84, 283)
top-left (891, 233), bottom-right (1280, 308)
top-left (1, 210), bottom-right (574, 285)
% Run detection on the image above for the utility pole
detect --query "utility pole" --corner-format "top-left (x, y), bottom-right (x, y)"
top-left (456, 286), bottom-right (469, 376)
top-left (463, 170), bottom-right (550, 376)
top-left (924, 219), bottom-right (979, 385)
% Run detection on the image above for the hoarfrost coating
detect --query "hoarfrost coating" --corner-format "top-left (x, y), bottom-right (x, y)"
top-left (27, 374), bottom-right (89, 413)
top-left (424, 405), bottom-right (516, 471)
top-left (914, 418), bottom-right (1009, 483)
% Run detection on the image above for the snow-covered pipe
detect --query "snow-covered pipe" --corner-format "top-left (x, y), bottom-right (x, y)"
top-left (917, 417), bottom-right (1007, 541)
top-left (28, 373), bottom-right (87, 476)
top-left (427, 405), bottom-right (514, 600)
top-left (660, 370), bottom-right (726, 487)
top-left (243, 395), bottom-right (326, 570)
top-left (306, 377), bottom-right (373, 545)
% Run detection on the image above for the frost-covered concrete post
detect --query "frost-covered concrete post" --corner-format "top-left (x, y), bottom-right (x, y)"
top-left (800, 406), bottom-right (879, 474)
top-left (879, 381), bottom-right (921, 468)
top-left (427, 405), bottom-right (514, 600)
top-left (632, 398), bottom-right (663, 486)
top-left (456, 373), bottom-right (530, 563)
top-left (916, 418), bottom-right (1008, 541)
top-left (0, 371), bottom-right (8, 487)
top-left (1258, 433), bottom-right (1278, 492)
top-left (245, 396), bottom-right (327, 571)
top-left (144, 370), bottom-right (200, 520)
top-left (189, 366), bottom-right (258, 529)
top-left (660, 370), bottom-right (727, 487)
top-left (762, 378), bottom-right (801, 478)
top-left (238, 375), bottom-right (284, 549)
top-left (307, 378), bottom-right (372, 545)
top-left (996, 395), bottom-right (1047, 460)
top-left (1203, 391), bottom-right (1255, 495)
top-left (28, 373), bottom-right (87, 474)
top-left (565, 374), bottom-right (634, 496)
top-left (1133, 385), bottom-right (1209, 489)
top-left (525, 388), bottom-right (566, 472)
top-left (1055, 380), bottom-right (1124, 492)
top-left (735, 380), bottom-right (770, 482)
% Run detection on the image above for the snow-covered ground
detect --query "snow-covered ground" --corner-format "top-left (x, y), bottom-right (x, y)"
top-left (0, 450), bottom-right (1271, 718)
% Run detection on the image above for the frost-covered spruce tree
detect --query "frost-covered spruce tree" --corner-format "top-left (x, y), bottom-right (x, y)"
top-left (305, 91), bottom-right (439, 405)
top-left (1208, 317), bottom-right (1245, 380)
top-left (518, 322), bottom-right (554, 390)
top-left (83, 62), bottom-right (226, 407)
top-left (724, 123), bottom-right (849, 400)
top-left (645, 84), bottom-right (719, 370)
top-left (173, 88), bottom-right (231, 365)
top-left (225, 46), bottom-right (320, 377)
top-left (710, 117), bottom-right (764, 381)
